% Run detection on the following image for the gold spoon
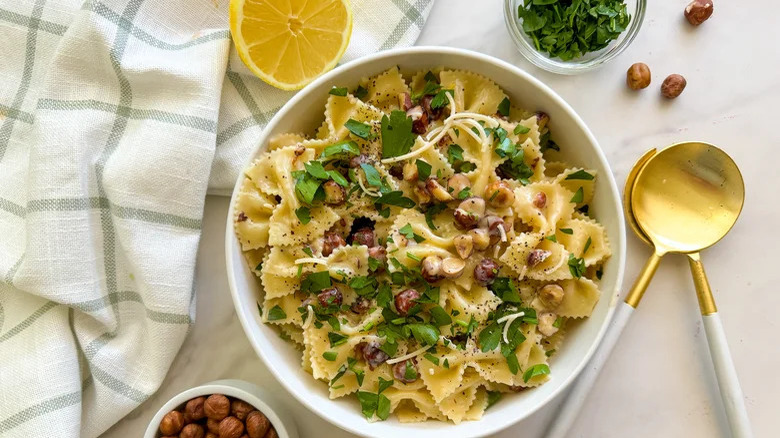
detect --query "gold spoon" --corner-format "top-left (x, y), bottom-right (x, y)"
top-left (546, 142), bottom-right (752, 438)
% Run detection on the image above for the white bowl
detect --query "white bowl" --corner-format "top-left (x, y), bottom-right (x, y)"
top-left (225, 47), bottom-right (626, 438)
top-left (143, 379), bottom-right (298, 438)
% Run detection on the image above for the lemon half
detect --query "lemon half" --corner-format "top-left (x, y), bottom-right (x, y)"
top-left (230, 0), bottom-right (353, 90)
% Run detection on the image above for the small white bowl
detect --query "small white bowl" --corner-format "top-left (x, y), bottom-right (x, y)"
top-left (225, 47), bottom-right (626, 438)
top-left (143, 379), bottom-right (298, 438)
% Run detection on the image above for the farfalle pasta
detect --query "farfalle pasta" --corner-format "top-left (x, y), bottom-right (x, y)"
top-left (234, 67), bottom-right (610, 423)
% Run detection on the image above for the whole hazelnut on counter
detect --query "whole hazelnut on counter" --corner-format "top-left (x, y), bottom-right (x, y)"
top-left (626, 63), bottom-right (651, 90)
top-left (219, 416), bottom-right (245, 438)
top-left (184, 396), bottom-right (206, 422)
top-left (684, 0), bottom-right (713, 26)
top-left (204, 394), bottom-right (230, 420)
top-left (246, 410), bottom-right (271, 438)
top-left (661, 74), bottom-right (687, 99)
top-left (159, 410), bottom-right (185, 435)
top-left (180, 423), bottom-right (205, 438)
top-left (231, 399), bottom-right (254, 421)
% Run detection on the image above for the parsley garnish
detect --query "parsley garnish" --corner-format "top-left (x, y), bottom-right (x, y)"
top-left (523, 363), bottom-right (551, 383)
top-left (267, 305), bottom-right (286, 321)
top-left (490, 277), bottom-right (522, 303)
top-left (559, 228), bottom-right (574, 235)
top-left (381, 110), bottom-right (415, 158)
top-left (583, 236), bottom-right (592, 254)
top-left (514, 124), bottom-right (531, 135)
top-left (497, 97), bottom-right (510, 117)
top-left (375, 191), bottom-right (415, 209)
top-left (329, 86), bottom-right (348, 96)
top-left (517, 0), bottom-right (631, 61)
top-left (399, 223), bottom-right (425, 243)
top-left (546, 235), bottom-right (558, 242)
top-left (568, 253), bottom-right (586, 278)
top-left (407, 323), bottom-right (440, 346)
top-left (321, 140), bottom-right (360, 159)
top-left (301, 271), bottom-right (331, 293)
top-left (457, 187), bottom-right (471, 200)
top-left (493, 129), bottom-right (533, 184)
top-left (570, 186), bottom-right (584, 204)
top-left (424, 71), bottom-right (437, 82)
top-left (423, 353), bottom-right (439, 366)
top-left (415, 159), bottom-right (432, 181)
top-left (430, 306), bottom-right (453, 327)
top-left (430, 89), bottom-right (453, 109)
top-left (447, 144), bottom-right (464, 162)
top-left (344, 119), bottom-right (373, 140)
top-left (406, 252), bottom-right (421, 262)
top-left (404, 360), bottom-right (418, 381)
top-left (423, 203), bottom-right (446, 230)
top-left (359, 163), bottom-right (385, 190)
top-left (565, 169), bottom-right (595, 181)
top-left (353, 85), bottom-right (368, 100)
top-left (357, 377), bottom-right (393, 420)
top-left (322, 351), bottom-right (338, 361)
top-left (328, 332), bottom-right (347, 347)
top-left (295, 206), bottom-right (311, 225)
top-left (486, 391), bottom-right (502, 409)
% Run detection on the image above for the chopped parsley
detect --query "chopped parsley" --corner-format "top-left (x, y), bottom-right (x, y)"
top-left (321, 140), bottom-right (360, 159)
top-left (375, 191), bottom-right (416, 209)
top-left (353, 85), bottom-right (368, 100)
top-left (357, 377), bottom-right (394, 420)
top-left (559, 228), bottom-right (574, 235)
top-left (523, 363), bottom-right (551, 383)
top-left (457, 187), bottom-right (471, 200)
top-left (430, 306), bottom-right (453, 327)
top-left (570, 186), bottom-right (584, 204)
top-left (415, 159), bottom-right (432, 181)
top-left (423, 202), bottom-right (447, 230)
top-left (430, 89), bottom-right (453, 109)
top-left (568, 253), bottom-right (586, 278)
top-left (514, 124), bottom-right (531, 135)
top-left (399, 223), bottom-right (425, 243)
top-left (486, 391), bottom-right (502, 409)
top-left (381, 110), bottom-right (415, 158)
top-left (295, 206), bottom-right (311, 225)
top-left (359, 163), bottom-right (385, 190)
top-left (322, 351), bottom-right (338, 361)
top-left (328, 332), bottom-right (348, 348)
top-left (546, 235), bottom-right (558, 242)
top-left (301, 271), bottom-right (332, 293)
top-left (345, 119), bottom-right (373, 140)
top-left (423, 353), bottom-right (439, 366)
top-left (583, 236), bottom-right (592, 254)
top-left (407, 323), bottom-right (440, 346)
top-left (565, 169), bottom-right (595, 181)
top-left (329, 86), bottom-right (348, 96)
top-left (497, 97), bottom-right (510, 117)
top-left (267, 305), bottom-right (287, 321)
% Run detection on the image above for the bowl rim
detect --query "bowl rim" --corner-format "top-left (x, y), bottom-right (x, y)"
top-left (142, 379), bottom-right (298, 438)
top-left (502, 0), bottom-right (647, 75)
top-left (225, 46), bottom-right (626, 437)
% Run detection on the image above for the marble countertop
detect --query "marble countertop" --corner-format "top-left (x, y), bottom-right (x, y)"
top-left (104, 0), bottom-right (777, 436)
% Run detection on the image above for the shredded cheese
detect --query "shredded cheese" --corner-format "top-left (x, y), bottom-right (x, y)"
top-left (497, 311), bottom-right (525, 344)
top-left (498, 223), bottom-right (508, 242)
top-left (356, 171), bottom-right (381, 197)
top-left (301, 305), bottom-right (315, 330)
top-left (386, 345), bottom-right (432, 364)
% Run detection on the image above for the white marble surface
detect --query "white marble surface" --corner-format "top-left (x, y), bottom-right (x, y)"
top-left (104, 1), bottom-right (778, 436)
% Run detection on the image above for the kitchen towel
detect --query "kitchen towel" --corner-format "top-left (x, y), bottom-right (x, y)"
top-left (0, 0), bottom-right (434, 436)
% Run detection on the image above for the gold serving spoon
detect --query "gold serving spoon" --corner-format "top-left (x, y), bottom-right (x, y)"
top-left (546, 142), bottom-right (752, 438)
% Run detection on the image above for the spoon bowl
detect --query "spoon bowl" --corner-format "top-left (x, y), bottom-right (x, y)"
top-left (631, 142), bottom-right (745, 254)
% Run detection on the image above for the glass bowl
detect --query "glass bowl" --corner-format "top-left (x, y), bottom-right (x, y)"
top-left (504, 0), bottom-right (646, 75)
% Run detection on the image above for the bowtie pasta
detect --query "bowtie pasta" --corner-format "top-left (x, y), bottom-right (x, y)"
top-left (234, 67), bottom-right (610, 423)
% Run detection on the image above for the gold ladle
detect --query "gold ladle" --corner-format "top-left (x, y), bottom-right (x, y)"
top-left (546, 142), bottom-right (752, 438)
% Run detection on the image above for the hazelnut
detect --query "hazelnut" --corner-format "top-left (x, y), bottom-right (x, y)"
top-left (538, 312), bottom-right (559, 337)
top-left (159, 410), bottom-right (185, 435)
top-left (355, 340), bottom-right (390, 369)
top-left (402, 161), bottom-right (418, 181)
top-left (661, 74), bottom-right (687, 99)
top-left (231, 399), bottom-right (254, 421)
top-left (453, 234), bottom-right (474, 259)
top-left (399, 92), bottom-right (413, 111)
top-left (527, 249), bottom-right (552, 267)
top-left (468, 228), bottom-right (491, 250)
top-left (413, 184), bottom-right (432, 205)
top-left (392, 358), bottom-right (419, 383)
top-left (264, 429), bottom-right (279, 438)
top-left (350, 296), bottom-right (372, 314)
top-left (184, 396), bottom-right (206, 422)
top-left (207, 418), bottom-right (221, 434)
top-left (441, 257), bottom-right (466, 278)
top-left (394, 289), bottom-right (421, 316)
top-left (626, 63), bottom-right (651, 90)
top-left (479, 215), bottom-right (507, 244)
top-left (388, 164), bottom-right (404, 179)
top-left (321, 231), bottom-right (346, 256)
top-left (317, 286), bottom-right (343, 307)
top-left (350, 227), bottom-right (375, 247)
top-left (484, 181), bottom-right (514, 208)
top-left (421, 255), bottom-right (443, 283)
top-left (204, 394), bottom-right (230, 421)
top-left (684, 0), bottom-right (713, 26)
top-left (246, 411), bottom-right (271, 438)
top-left (447, 174), bottom-right (471, 197)
top-left (323, 180), bottom-right (346, 205)
top-left (219, 416), bottom-right (245, 438)
top-left (535, 112), bottom-right (550, 130)
top-left (533, 192), bottom-right (547, 209)
top-left (453, 197), bottom-right (485, 229)
top-left (425, 177), bottom-right (453, 202)
top-left (349, 154), bottom-right (370, 168)
top-left (205, 433), bottom-right (219, 438)
top-left (368, 246), bottom-right (387, 265)
top-left (180, 423), bottom-right (205, 438)
top-left (473, 258), bottom-right (500, 286)
top-left (539, 284), bottom-right (565, 309)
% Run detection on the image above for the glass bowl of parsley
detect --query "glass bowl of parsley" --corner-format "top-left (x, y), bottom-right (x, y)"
top-left (504, 0), bottom-right (646, 74)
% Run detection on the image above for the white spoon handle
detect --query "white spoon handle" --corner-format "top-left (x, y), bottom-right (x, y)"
top-left (702, 313), bottom-right (753, 438)
top-left (544, 301), bottom-right (635, 438)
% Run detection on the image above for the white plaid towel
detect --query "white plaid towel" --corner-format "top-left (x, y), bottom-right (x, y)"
top-left (0, 0), bottom-right (433, 436)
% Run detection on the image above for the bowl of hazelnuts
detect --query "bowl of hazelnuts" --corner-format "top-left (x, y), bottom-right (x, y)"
top-left (144, 379), bottom-right (298, 438)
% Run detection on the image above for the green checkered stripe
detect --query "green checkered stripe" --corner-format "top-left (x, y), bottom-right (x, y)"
top-left (0, 0), bottom-right (433, 434)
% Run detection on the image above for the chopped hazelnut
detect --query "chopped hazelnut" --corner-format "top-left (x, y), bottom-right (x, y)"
top-left (413, 184), bottom-right (432, 205)
top-left (421, 255), bottom-right (443, 283)
top-left (468, 228), bottom-right (491, 250)
top-left (539, 284), bottom-right (565, 309)
top-left (484, 180), bottom-right (514, 208)
top-left (323, 180), bottom-right (345, 205)
top-left (473, 258), bottom-right (500, 286)
top-left (402, 161), bottom-right (418, 181)
top-left (441, 257), bottom-right (466, 278)
top-left (527, 249), bottom-right (552, 267)
top-left (453, 234), bottom-right (474, 259)
top-left (447, 174), bottom-right (471, 197)
top-left (533, 192), bottom-right (547, 209)
top-left (453, 197), bottom-right (485, 229)
top-left (538, 312), bottom-right (559, 337)
top-left (425, 177), bottom-right (453, 202)
top-left (535, 112), bottom-right (550, 130)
